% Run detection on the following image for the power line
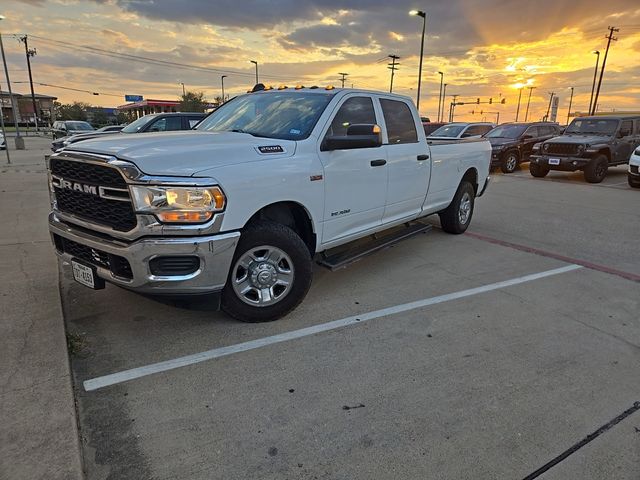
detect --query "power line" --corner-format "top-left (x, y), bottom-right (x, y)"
top-left (12, 80), bottom-right (123, 97)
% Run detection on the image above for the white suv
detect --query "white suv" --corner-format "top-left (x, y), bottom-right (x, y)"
top-left (629, 147), bottom-right (640, 188)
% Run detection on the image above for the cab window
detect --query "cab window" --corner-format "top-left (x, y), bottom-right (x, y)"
top-left (380, 99), bottom-right (418, 144)
top-left (149, 116), bottom-right (182, 132)
top-left (619, 120), bottom-right (633, 137)
top-left (327, 97), bottom-right (376, 137)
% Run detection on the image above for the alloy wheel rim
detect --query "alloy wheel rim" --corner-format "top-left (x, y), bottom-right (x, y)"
top-left (232, 245), bottom-right (294, 307)
top-left (458, 192), bottom-right (472, 225)
top-left (506, 154), bottom-right (517, 171)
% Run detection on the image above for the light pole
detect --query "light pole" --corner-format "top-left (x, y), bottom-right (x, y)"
top-left (179, 82), bottom-right (185, 96)
top-left (0, 15), bottom-right (24, 150)
top-left (221, 75), bottom-right (227, 105)
top-left (588, 50), bottom-right (600, 115)
top-left (441, 83), bottom-right (447, 121)
top-left (0, 77), bottom-right (10, 163)
top-left (515, 87), bottom-right (523, 122)
top-left (566, 86), bottom-right (574, 125)
top-left (437, 71), bottom-right (444, 122)
top-left (250, 60), bottom-right (258, 84)
top-left (409, 9), bottom-right (426, 111)
top-left (524, 86), bottom-right (536, 122)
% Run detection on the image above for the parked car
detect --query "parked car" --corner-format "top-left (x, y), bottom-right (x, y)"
top-left (422, 122), bottom-right (447, 136)
top-left (51, 120), bottom-right (94, 139)
top-left (0, 131), bottom-right (5, 150)
top-left (120, 112), bottom-right (206, 135)
top-left (51, 125), bottom-right (125, 152)
top-left (485, 122), bottom-right (562, 173)
top-left (629, 147), bottom-right (640, 188)
top-left (530, 115), bottom-right (640, 183)
top-left (48, 87), bottom-right (490, 322)
top-left (428, 122), bottom-right (495, 140)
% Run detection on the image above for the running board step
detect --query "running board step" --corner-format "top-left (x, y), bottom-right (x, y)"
top-left (317, 222), bottom-right (432, 271)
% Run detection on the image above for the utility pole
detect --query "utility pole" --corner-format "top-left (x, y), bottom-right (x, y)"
top-left (387, 55), bottom-right (400, 93)
top-left (179, 82), bottom-right (185, 96)
top-left (588, 50), bottom-right (600, 115)
top-left (440, 84), bottom-right (447, 122)
top-left (221, 75), bottom-right (227, 105)
top-left (524, 86), bottom-right (536, 122)
top-left (437, 72), bottom-right (444, 123)
top-left (250, 60), bottom-right (259, 84)
top-left (19, 35), bottom-right (39, 132)
top-left (338, 72), bottom-right (349, 88)
top-left (544, 92), bottom-right (555, 121)
top-left (591, 26), bottom-right (618, 115)
top-left (515, 87), bottom-right (523, 121)
top-left (0, 27), bottom-right (24, 149)
top-left (449, 94), bottom-right (458, 122)
top-left (566, 87), bottom-right (574, 125)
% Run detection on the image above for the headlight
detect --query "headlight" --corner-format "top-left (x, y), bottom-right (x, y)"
top-left (130, 185), bottom-right (225, 223)
top-left (635, 148), bottom-right (640, 156)
top-left (543, 143), bottom-right (549, 152)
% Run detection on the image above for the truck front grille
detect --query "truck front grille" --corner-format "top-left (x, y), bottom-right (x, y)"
top-left (54, 234), bottom-right (133, 279)
top-left (631, 165), bottom-right (639, 174)
top-left (50, 157), bottom-right (137, 232)
top-left (545, 143), bottom-right (579, 155)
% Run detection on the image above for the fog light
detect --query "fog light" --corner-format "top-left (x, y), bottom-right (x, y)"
top-left (572, 161), bottom-right (578, 166)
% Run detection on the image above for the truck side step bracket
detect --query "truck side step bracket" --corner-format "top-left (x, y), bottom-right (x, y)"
top-left (317, 221), bottom-right (432, 271)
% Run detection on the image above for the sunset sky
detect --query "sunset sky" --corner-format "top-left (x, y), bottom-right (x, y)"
top-left (1, 0), bottom-right (639, 123)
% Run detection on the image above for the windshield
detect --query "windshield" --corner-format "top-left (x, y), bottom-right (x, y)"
top-left (196, 91), bottom-right (334, 140)
top-left (121, 115), bottom-right (157, 133)
top-left (485, 124), bottom-right (527, 139)
top-left (565, 118), bottom-right (618, 135)
top-left (66, 121), bottom-right (93, 131)
top-left (429, 124), bottom-right (466, 137)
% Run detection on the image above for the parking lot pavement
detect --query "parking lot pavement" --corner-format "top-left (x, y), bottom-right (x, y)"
top-left (61, 163), bottom-right (639, 479)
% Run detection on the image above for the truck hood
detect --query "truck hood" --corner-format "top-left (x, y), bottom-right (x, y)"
top-left (66, 131), bottom-right (297, 176)
top-left (544, 134), bottom-right (611, 145)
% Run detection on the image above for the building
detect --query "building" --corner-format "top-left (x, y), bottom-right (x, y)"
top-left (117, 98), bottom-right (217, 119)
top-left (0, 91), bottom-right (57, 125)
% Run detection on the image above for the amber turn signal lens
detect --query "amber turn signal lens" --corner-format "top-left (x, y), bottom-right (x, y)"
top-left (157, 211), bottom-right (213, 223)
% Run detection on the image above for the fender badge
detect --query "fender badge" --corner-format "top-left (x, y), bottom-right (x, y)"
top-left (257, 145), bottom-right (284, 154)
top-left (310, 174), bottom-right (323, 181)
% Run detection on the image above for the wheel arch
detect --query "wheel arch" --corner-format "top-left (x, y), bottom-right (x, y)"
top-left (461, 167), bottom-right (479, 194)
top-left (244, 201), bottom-right (317, 255)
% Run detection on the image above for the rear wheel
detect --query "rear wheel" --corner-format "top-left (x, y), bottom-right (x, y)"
top-left (529, 162), bottom-right (549, 178)
top-left (501, 151), bottom-right (520, 174)
top-left (584, 155), bottom-right (608, 183)
top-left (439, 181), bottom-right (475, 234)
top-left (221, 221), bottom-right (312, 322)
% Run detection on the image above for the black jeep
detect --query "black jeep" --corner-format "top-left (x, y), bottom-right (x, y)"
top-left (485, 122), bottom-right (562, 173)
top-left (529, 115), bottom-right (640, 183)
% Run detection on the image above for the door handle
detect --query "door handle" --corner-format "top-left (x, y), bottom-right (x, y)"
top-left (370, 159), bottom-right (387, 167)
top-left (417, 154), bottom-right (429, 161)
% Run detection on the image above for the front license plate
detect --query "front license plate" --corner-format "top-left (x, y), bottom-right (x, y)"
top-left (548, 158), bottom-right (561, 165)
top-left (72, 260), bottom-right (100, 289)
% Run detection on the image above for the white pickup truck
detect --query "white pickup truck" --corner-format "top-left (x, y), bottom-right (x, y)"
top-left (48, 86), bottom-right (491, 322)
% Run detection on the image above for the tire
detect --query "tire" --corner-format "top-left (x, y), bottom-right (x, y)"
top-left (221, 221), bottom-right (312, 322)
top-left (500, 151), bottom-right (520, 174)
top-left (529, 162), bottom-right (549, 178)
top-left (439, 181), bottom-right (475, 234)
top-left (629, 175), bottom-right (640, 188)
top-left (584, 155), bottom-right (608, 183)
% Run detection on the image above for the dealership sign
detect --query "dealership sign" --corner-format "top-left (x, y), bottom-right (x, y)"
top-left (125, 95), bottom-right (143, 102)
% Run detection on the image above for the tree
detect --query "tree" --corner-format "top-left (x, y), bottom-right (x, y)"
top-left (91, 109), bottom-right (109, 126)
top-left (54, 101), bottom-right (91, 121)
top-left (179, 91), bottom-right (208, 112)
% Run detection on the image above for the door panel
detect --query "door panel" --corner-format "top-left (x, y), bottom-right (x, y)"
top-left (378, 97), bottom-right (430, 223)
top-left (318, 96), bottom-right (388, 244)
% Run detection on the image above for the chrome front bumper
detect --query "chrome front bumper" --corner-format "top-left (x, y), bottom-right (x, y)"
top-left (49, 213), bottom-right (240, 294)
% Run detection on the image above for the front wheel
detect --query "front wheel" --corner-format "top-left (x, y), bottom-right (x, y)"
top-left (501, 151), bottom-right (520, 173)
top-left (629, 175), bottom-right (640, 188)
top-left (439, 181), bottom-right (475, 234)
top-left (221, 221), bottom-right (312, 322)
top-left (530, 162), bottom-right (550, 178)
top-left (584, 155), bottom-right (608, 183)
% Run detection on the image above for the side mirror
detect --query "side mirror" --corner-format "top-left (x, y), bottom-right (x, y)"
top-left (322, 124), bottom-right (382, 151)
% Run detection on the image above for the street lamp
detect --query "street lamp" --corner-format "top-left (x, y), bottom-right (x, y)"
top-left (250, 60), bottom-right (259, 84)
top-left (442, 83), bottom-right (447, 121)
top-left (515, 86), bottom-right (523, 122)
top-left (524, 86), bottom-right (536, 122)
top-left (437, 71), bottom-right (444, 122)
top-left (588, 50), bottom-right (600, 115)
top-left (0, 15), bottom-right (24, 150)
top-left (566, 86), bottom-right (574, 125)
top-left (179, 82), bottom-right (185, 96)
top-left (409, 9), bottom-right (426, 112)
top-left (221, 75), bottom-right (227, 105)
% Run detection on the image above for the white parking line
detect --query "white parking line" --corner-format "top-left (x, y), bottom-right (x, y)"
top-left (84, 264), bottom-right (582, 392)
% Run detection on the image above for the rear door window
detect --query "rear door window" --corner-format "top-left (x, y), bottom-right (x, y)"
top-left (380, 99), bottom-right (418, 144)
top-left (524, 126), bottom-right (539, 138)
top-left (620, 120), bottom-right (633, 137)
